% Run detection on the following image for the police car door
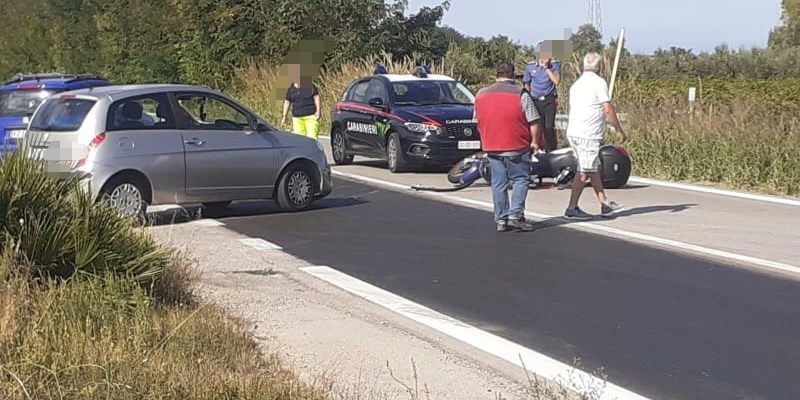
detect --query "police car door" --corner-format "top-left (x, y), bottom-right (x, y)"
top-left (362, 78), bottom-right (390, 153)
top-left (346, 78), bottom-right (385, 157)
top-left (342, 79), bottom-right (376, 154)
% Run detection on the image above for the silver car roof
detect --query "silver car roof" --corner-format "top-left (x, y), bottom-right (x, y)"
top-left (58, 84), bottom-right (225, 101)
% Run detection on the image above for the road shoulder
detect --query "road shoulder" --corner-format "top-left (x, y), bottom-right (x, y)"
top-left (148, 219), bottom-right (540, 400)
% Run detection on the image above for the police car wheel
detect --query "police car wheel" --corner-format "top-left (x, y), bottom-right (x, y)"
top-left (332, 129), bottom-right (353, 165)
top-left (386, 133), bottom-right (407, 173)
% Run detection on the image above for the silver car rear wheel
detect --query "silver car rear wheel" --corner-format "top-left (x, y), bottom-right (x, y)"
top-left (107, 183), bottom-right (144, 217)
top-left (100, 179), bottom-right (148, 221)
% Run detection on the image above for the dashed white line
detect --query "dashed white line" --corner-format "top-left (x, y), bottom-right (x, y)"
top-left (301, 265), bottom-right (652, 400)
top-left (331, 169), bottom-right (800, 277)
top-left (239, 238), bottom-right (283, 251)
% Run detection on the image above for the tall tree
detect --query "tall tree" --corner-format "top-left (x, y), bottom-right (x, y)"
top-left (769, 0), bottom-right (800, 48)
top-left (569, 24), bottom-right (604, 58)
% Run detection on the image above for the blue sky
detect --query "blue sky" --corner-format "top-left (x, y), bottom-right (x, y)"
top-left (406, 0), bottom-right (784, 54)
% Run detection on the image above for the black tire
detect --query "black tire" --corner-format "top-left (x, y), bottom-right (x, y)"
top-left (386, 132), bottom-right (408, 173)
top-left (99, 175), bottom-right (149, 221)
top-left (447, 159), bottom-right (469, 184)
top-left (600, 146), bottom-right (632, 189)
top-left (331, 128), bottom-right (354, 165)
top-left (276, 164), bottom-right (316, 212)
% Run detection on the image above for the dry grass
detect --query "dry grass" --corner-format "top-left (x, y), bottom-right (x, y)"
top-left (0, 153), bottom-right (330, 399)
top-left (621, 100), bottom-right (800, 196)
top-left (0, 253), bottom-right (330, 400)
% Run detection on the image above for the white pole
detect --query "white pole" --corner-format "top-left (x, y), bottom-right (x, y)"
top-left (608, 27), bottom-right (625, 100)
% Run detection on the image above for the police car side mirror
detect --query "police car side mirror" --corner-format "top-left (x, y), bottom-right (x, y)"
top-left (256, 122), bottom-right (272, 132)
top-left (368, 97), bottom-right (387, 110)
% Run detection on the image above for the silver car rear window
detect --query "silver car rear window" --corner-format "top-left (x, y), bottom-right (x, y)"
top-left (29, 97), bottom-right (96, 132)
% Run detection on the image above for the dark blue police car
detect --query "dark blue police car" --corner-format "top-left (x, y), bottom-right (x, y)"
top-left (0, 73), bottom-right (111, 154)
top-left (330, 66), bottom-right (480, 172)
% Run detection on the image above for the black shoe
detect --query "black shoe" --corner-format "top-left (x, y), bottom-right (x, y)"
top-left (564, 206), bottom-right (593, 220)
top-left (508, 218), bottom-right (536, 232)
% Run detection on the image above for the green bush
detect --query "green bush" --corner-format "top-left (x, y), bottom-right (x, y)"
top-left (0, 144), bottom-right (328, 400)
top-left (0, 151), bottom-right (180, 298)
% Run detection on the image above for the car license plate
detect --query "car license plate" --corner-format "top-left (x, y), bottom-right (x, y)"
top-left (9, 130), bottom-right (26, 139)
top-left (458, 140), bottom-right (481, 150)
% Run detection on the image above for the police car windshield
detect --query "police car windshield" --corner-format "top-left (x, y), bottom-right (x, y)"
top-left (0, 90), bottom-right (56, 117)
top-left (391, 81), bottom-right (474, 106)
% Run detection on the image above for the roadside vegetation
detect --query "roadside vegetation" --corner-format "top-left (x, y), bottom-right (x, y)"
top-left (2, 0), bottom-right (799, 196)
top-left (0, 151), bottom-right (329, 398)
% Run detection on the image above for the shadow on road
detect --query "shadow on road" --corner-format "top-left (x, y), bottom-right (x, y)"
top-left (350, 159), bottom-right (452, 174)
top-left (534, 203), bottom-right (699, 230)
top-left (145, 196), bottom-right (370, 227)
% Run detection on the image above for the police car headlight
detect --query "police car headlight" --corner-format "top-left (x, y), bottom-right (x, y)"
top-left (404, 122), bottom-right (440, 134)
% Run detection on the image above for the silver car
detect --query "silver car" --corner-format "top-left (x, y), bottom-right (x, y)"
top-left (22, 84), bottom-right (333, 218)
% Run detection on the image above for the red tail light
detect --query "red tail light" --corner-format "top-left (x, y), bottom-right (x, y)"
top-left (75, 132), bottom-right (106, 169)
top-left (615, 145), bottom-right (629, 158)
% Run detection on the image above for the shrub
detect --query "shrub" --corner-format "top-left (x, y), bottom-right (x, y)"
top-left (0, 144), bottom-right (327, 400)
top-left (0, 150), bottom-right (188, 302)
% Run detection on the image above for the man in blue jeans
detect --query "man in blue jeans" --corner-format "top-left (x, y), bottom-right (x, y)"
top-left (474, 61), bottom-right (541, 232)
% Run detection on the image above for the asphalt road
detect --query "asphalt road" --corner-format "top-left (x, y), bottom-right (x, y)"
top-left (214, 178), bottom-right (800, 400)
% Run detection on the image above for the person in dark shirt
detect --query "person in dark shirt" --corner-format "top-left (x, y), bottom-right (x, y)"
top-left (282, 73), bottom-right (321, 139)
top-left (523, 40), bottom-right (562, 151)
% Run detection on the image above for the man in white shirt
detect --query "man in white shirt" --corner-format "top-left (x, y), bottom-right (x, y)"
top-left (563, 52), bottom-right (628, 220)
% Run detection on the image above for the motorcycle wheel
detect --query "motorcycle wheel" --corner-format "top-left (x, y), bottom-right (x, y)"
top-left (447, 159), bottom-right (470, 184)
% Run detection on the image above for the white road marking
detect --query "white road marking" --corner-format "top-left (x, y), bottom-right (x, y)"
top-left (331, 170), bottom-right (800, 276)
top-left (628, 176), bottom-right (800, 207)
top-left (239, 238), bottom-right (283, 251)
top-left (301, 265), bottom-right (652, 400)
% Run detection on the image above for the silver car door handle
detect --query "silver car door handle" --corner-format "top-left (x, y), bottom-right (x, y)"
top-left (184, 138), bottom-right (205, 146)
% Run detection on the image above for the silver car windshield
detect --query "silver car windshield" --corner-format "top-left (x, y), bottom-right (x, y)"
top-left (28, 98), bottom-right (96, 132)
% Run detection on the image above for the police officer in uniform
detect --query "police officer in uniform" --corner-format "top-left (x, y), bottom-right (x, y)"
top-left (523, 42), bottom-right (561, 151)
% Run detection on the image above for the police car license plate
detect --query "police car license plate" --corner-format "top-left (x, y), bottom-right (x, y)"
top-left (458, 140), bottom-right (481, 150)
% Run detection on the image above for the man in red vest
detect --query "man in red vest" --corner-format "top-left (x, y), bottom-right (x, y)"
top-left (474, 61), bottom-right (542, 232)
